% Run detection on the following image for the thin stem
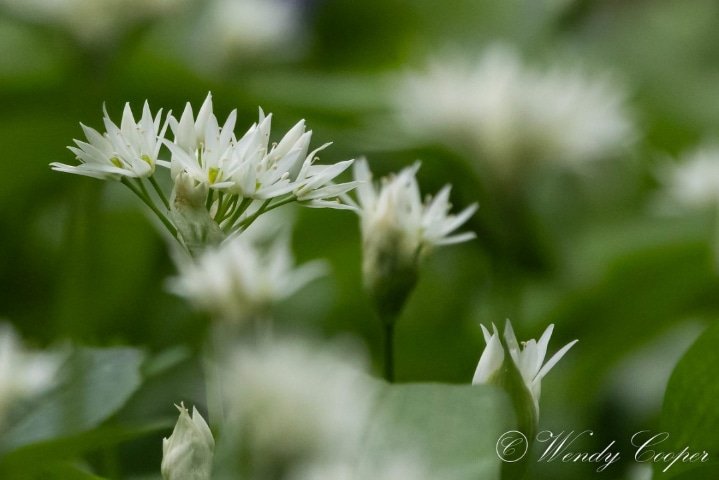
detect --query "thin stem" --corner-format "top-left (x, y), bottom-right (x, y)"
top-left (224, 197), bottom-right (253, 232)
top-left (216, 194), bottom-right (238, 223)
top-left (237, 196), bottom-right (297, 230)
top-left (383, 322), bottom-right (395, 383)
top-left (121, 177), bottom-right (178, 239)
top-left (148, 175), bottom-right (170, 209)
top-left (237, 199), bottom-right (272, 231)
top-left (205, 188), bottom-right (214, 211)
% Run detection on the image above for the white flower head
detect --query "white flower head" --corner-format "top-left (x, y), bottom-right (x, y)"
top-left (222, 337), bottom-right (376, 467)
top-left (351, 158), bottom-right (477, 316)
top-left (52, 101), bottom-right (167, 180)
top-left (185, 0), bottom-right (304, 71)
top-left (0, 0), bottom-right (187, 46)
top-left (161, 402), bottom-right (214, 480)
top-left (658, 145), bottom-right (719, 209)
top-left (163, 93), bottom-right (356, 207)
top-left (168, 231), bottom-right (326, 323)
top-left (0, 323), bottom-right (60, 428)
top-left (395, 45), bottom-right (635, 177)
top-left (473, 320), bottom-right (577, 417)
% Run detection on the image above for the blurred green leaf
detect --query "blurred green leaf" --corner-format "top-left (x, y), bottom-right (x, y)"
top-left (657, 322), bottom-right (719, 478)
top-left (0, 347), bottom-right (145, 454)
top-left (361, 383), bottom-right (515, 480)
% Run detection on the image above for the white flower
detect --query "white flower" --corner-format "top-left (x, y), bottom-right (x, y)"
top-left (164, 93), bottom-right (238, 189)
top-left (174, 0), bottom-right (304, 73)
top-left (161, 403), bottom-right (214, 480)
top-left (0, 323), bottom-right (60, 428)
top-left (395, 45), bottom-right (635, 176)
top-left (350, 158), bottom-right (476, 316)
top-left (353, 159), bottom-right (477, 257)
top-left (51, 101), bottom-right (167, 180)
top-left (163, 93), bottom-right (356, 206)
top-left (168, 232), bottom-right (326, 322)
top-left (0, 0), bottom-right (187, 46)
top-left (658, 145), bottom-right (719, 208)
top-left (472, 320), bottom-right (577, 416)
top-left (222, 336), bottom-right (376, 467)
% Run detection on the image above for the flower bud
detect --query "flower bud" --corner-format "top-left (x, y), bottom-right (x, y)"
top-left (170, 171), bottom-right (224, 253)
top-left (161, 403), bottom-right (214, 480)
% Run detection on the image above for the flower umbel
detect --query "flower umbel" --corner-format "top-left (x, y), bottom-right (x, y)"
top-left (473, 320), bottom-right (577, 418)
top-left (161, 403), bottom-right (214, 480)
top-left (168, 230), bottom-right (326, 323)
top-left (351, 158), bottom-right (477, 318)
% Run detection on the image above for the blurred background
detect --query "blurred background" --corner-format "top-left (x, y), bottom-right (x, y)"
top-left (2, 0), bottom-right (719, 478)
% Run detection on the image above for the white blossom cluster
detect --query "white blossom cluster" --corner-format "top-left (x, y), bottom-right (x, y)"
top-left (51, 93), bottom-right (357, 249)
top-left (658, 145), bottom-right (719, 209)
top-left (0, 0), bottom-right (186, 46)
top-left (395, 45), bottom-right (635, 177)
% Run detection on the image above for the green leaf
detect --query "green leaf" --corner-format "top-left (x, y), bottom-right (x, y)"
top-left (657, 322), bottom-right (719, 478)
top-left (360, 382), bottom-right (515, 480)
top-left (0, 347), bottom-right (145, 455)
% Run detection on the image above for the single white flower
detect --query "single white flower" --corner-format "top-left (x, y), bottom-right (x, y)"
top-left (168, 232), bottom-right (326, 322)
top-left (51, 101), bottom-right (167, 180)
top-left (472, 320), bottom-right (577, 417)
top-left (161, 403), bottom-right (214, 480)
top-left (658, 145), bottom-right (719, 209)
top-left (222, 337), bottom-right (376, 467)
top-left (0, 323), bottom-right (60, 428)
top-left (164, 93), bottom-right (239, 189)
top-left (395, 45), bottom-right (634, 177)
top-left (350, 158), bottom-right (477, 316)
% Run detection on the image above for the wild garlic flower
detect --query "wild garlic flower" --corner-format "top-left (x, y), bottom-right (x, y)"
top-left (0, 0), bottom-right (186, 47)
top-left (161, 403), bottom-right (214, 480)
top-left (395, 45), bottom-right (634, 177)
top-left (0, 323), bottom-right (60, 428)
top-left (165, 93), bottom-right (355, 205)
top-left (221, 337), bottom-right (376, 469)
top-left (350, 158), bottom-right (477, 317)
top-left (51, 102), bottom-right (167, 180)
top-left (658, 146), bottom-right (719, 209)
top-left (168, 232), bottom-right (326, 323)
top-left (183, 0), bottom-right (305, 71)
top-left (473, 320), bottom-right (577, 417)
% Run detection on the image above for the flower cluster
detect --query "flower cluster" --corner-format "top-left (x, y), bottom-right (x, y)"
top-left (658, 145), bottom-right (719, 209)
top-left (51, 93), bottom-right (356, 252)
top-left (349, 158), bottom-right (477, 318)
top-left (168, 226), bottom-right (325, 324)
top-left (395, 45), bottom-right (635, 177)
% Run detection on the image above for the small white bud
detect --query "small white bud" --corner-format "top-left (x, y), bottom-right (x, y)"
top-left (161, 403), bottom-right (214, 480)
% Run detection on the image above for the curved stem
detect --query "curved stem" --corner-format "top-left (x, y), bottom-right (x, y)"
top-left (121, 177), bottom-right (178, 239)
top-left (148, 175), bottom-right (169, 210)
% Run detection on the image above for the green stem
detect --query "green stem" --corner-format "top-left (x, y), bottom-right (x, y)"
top-left (205, 188), bottom-right (214, 211)
top-left (236, 196), bottom-right (297, 231)
top-left (121, 177), bottom-right (178, 239)
top-left (383, 322), bottom-right (395, 383)
top-left (216, 194), bottom-right (238, 223)
top-left (224, 197), bottom-right (253, 232)
top-left (148, 175), bottom-right (170, 210)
